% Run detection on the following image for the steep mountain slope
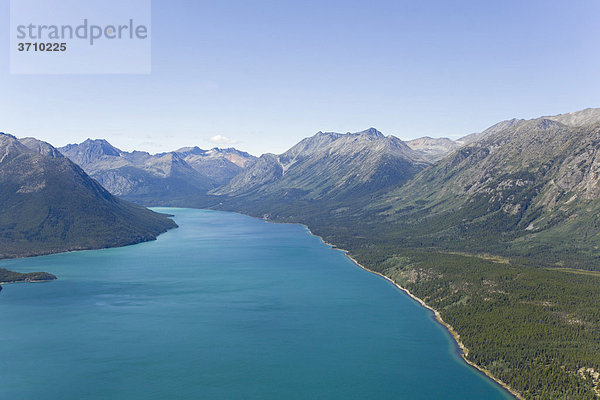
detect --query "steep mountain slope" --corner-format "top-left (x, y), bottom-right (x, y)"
top-left (0, 133), bottom-right (176, 259)
top-left (59, 140), bottom-right (254, 205)
top-left (213, 128), bottom-right (430, 201)
top-left (376, 108), bottom-right (600, 266)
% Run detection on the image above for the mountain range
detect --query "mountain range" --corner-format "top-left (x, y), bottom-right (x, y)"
top-left (10, 108), bottom-right (600, 268)
top-left (59, 129), bottom-right (489, 209)
top-left (59, 140), bottom-right (255, 205)
top-left (53, 108), bottom-right (600, 270)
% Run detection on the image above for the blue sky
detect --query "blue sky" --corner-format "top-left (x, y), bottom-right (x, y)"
top-left (1, 0), bottom-right (599, 155)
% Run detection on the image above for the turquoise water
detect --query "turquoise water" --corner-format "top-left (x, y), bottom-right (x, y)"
top-left (0, 208), bottom-right (512, 400)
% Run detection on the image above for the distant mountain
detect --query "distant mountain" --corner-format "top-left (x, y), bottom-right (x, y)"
top-left (0, 133), bottom-right (177, 259)
top-left (212, 128), bottom-right (430, 202)
top-left (174, 146), bottom-right (255, 185)
top-left (406, 136), bottom-right (460, 161)
top-left (376, 108), bottom-right (600, 265)
top-left (401, 121), bottom-right (534, 160)
top-left (59, 140), bottom-right (255, 205)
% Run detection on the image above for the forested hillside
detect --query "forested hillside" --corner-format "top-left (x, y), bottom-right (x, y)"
top-left (0, 133), bottom-right (177, 259)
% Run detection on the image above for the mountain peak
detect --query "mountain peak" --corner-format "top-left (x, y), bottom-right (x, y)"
top-left (83, 138), bottom-right (108, 144)
top-left (353, 127), bottom-right (384, 138)
top-left (314, 131), bottom-right (341, 139)
top-left (77, 138), bottom-right (121, 156)
top-left (217, 126), bottom-right (429, 199)
top-left (175, 146), bottom-right (206, 156)
top-left (81, 138), bottom-right (117, 148)
top-left (58, 139), bottom-right (122, 168)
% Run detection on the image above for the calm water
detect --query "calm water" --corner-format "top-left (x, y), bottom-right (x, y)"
top-left (0, 208), bottom-right (512, 400)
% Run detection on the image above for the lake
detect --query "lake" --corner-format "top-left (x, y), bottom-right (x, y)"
top-left (0, 208), bottom-right (512, 399)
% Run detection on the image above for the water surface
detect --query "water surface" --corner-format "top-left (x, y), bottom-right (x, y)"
top-left (0, 208), bottom-right (512, 399)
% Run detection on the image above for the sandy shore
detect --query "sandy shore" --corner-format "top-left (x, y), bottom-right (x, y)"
top-left (300, 225), bottom-right (524, 400)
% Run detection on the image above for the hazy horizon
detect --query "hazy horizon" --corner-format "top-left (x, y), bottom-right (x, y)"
top-left (4, 105), bottom-right (597, 156)
top-left (1, 0), bottom-right (598, 155)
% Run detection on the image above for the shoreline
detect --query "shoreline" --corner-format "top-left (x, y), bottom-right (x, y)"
top-left (0, 279), bottom-right (56, 285)
top-left (343, 253), bottom-right (524, 400)
top-left (301, 225), bottom-right (524, 400)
